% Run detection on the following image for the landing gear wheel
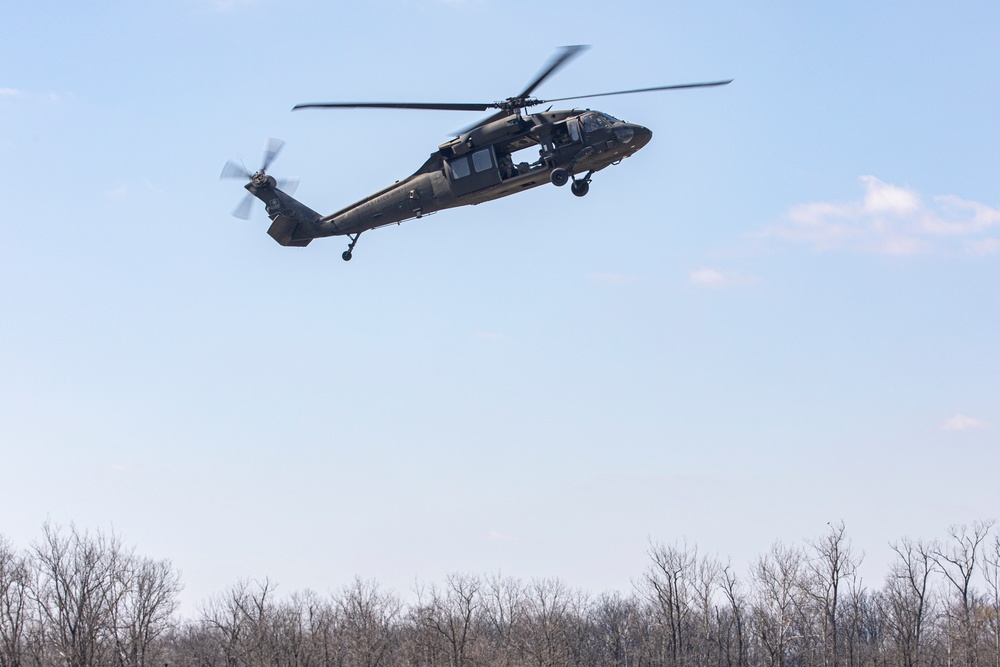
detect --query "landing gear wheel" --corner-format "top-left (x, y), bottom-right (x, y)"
top-left (571, 180), bottom-right (590, 197)
top-left (342, 233), bottom-right (360, 262)
top-left (550, 168), bottom-right (569, 187)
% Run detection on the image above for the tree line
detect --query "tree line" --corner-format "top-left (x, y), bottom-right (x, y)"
top-left (2, 520), bottom-right (999, 667)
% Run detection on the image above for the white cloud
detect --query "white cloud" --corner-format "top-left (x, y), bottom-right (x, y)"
top-left (689, 267), bottom-right (755, 288)
top-left (862, 176), bottom-right (920, 215)
top-left (940, 413), bottom-right (990, 431)
top-left (964, 238), bottom-right (1000, 256)
top-left (690, 268), bottom-right (728, 286)
top-left (107, 184), bottom-right (130, 201)
top-left (0, 88), bottom-right (63, 105)
top-left (761, 176), bottom-right (1000, 256)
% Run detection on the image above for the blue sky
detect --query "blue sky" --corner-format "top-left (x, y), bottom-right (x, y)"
top-left (2, 1), bottom-right (998, 614)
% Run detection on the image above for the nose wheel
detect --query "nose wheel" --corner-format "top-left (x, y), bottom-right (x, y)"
top-left (550, 168), bottom-right (570, 187)
top-left (342, 233), bottom-right (361, 261)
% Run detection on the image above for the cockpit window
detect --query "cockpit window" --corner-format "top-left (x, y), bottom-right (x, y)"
top-left (601, 112), bottom-right (621, 124)
top-left (582, 113), bottom-right (612, 133)
top-left (567, 118), bottom-right (581, 142)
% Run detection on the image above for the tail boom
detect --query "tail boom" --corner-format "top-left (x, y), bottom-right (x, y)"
top-left (246, 179), bottom-right (324, 247)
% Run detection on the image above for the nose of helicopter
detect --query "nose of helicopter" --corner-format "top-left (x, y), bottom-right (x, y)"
top-left (632, 124), bottom-right (652, 149)
top-left (616, 123), bottom-right (652, 152)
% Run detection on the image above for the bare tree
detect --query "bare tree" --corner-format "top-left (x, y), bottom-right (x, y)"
top-left (0, 537), bottom-right (31, 667)
top-left (164, 621), bottom-right (226, 667)
top-left (883, 538), bottom-right (935, 667)
top-left (335, 578), bottom-right (400, 667)
top-left (21, 518), bottom-right (1000, 667)
top-left (642, 541), bottom-right (697, 667)
top-left (805, 522), bottom-right (862, 667)
top-left (296, 589), bottom-right (338, 667)
top-left (933, 521), bottom-right (995, 667)
top-left (590, 591), bottom-right (640, 667)
top-left (693, 555), bottom-right (721, 667)
top-left (980, 535), bottom-right (1000, 667)
top-left (520, 578), bottom-right (580, 667)
top-left (200, 578), bottom-right (276, 667)
top-left (418, 574), bottom-right (482, 667)
top-left (719, 563), bottom-right (747, 667)
top-left (749, 542), bottom-right (804, 667)
top-left (480, 574), bottom-right (526, 667)
top-left (838, 575), bottom-right (879, 667)
top-left (109, 555), bottom-right (182, 667)
top-left (31, 522), bottom-right (134, 667)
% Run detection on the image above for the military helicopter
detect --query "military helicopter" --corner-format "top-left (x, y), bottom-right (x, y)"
top-left (221, 45), bottom-right (730, 261)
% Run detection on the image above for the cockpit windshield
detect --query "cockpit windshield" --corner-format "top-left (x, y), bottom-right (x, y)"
top-left (581, 112), bottom-right (624, 133)
top-left (581, 113), bottom-right (612, 133)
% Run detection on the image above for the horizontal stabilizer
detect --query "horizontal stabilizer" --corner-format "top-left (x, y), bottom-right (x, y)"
top-left (267, 215), bottom-right (312, 247)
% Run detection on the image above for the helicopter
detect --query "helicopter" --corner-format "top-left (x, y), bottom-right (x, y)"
top-left (221, 45), bottom-right (730, 261)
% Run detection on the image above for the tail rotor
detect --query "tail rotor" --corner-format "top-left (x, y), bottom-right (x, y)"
top-left (220, 139), bottom-right (299, 219)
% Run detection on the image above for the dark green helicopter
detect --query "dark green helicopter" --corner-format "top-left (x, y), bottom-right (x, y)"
top-left (221, 45), bottom-right (730, 261)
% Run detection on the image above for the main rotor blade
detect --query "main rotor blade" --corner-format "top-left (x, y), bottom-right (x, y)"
top-left (518, 45), bottom-right (589, 99)
top-left (261, 138), bottom-right (284, 172)
top-left (291, 45), bottom-right (590, 115)
top-left (537, 79), bottom-right (733, 105)
top-left (293, 101), bottom-right (493, 112)
top-left (454, 109), bottom-right (511, 136)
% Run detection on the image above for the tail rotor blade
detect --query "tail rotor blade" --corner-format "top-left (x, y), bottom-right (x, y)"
top-left (224, 138), bottom-right (290, 219)
top-left (276, 177), bottom-right (300, 196)
top-left (220, 160), bottom-right (250, 180)
top-left (232, 193), bottom-right (254, 220)
top-left (262, 138), bottom-right (284, 172)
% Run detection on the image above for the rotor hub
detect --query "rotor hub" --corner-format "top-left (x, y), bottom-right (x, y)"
top-left (251, 171), bottom-right (274, 188)
top-left (498, 96), bottom-right (543, 112)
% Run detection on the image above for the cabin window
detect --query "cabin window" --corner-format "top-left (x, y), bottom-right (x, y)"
top-left (472, 148), bottom-right (493, 173)
top-left (450, 156), bottom-right (470, 179)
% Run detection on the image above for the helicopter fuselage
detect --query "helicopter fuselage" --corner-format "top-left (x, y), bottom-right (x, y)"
top-left (255, 109), bottom-right (651, 250)
top-left (224, 45), bottom-right (729, 260)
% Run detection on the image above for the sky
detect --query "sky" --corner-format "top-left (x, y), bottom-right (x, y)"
top-left (2, 1), bottom-right (998, 615)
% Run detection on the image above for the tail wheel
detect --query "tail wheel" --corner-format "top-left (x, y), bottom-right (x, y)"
top-left (342, 233), bottom-right (361, 261)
